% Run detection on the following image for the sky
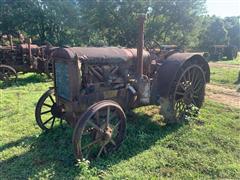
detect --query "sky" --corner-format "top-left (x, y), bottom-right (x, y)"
top-left (206, 0), bottom-right (240, 17)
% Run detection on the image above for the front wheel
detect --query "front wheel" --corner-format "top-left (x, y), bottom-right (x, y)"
top-left (160, 65), bottom-right (206, 123)
top-left (35, 89), bottom-right (64, 131)
top-left (72, 100), bottom-right (126, 160)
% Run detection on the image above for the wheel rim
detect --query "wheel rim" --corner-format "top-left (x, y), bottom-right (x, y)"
top-left (173, 65), bottom-right (206, 119)
top-left (36, 89), bottom-right (63, 130)
top-left (73, 101), bottom-right (126, 160)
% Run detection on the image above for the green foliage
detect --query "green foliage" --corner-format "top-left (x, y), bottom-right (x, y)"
top-left (224, 16), bottom-right (240, 48)
top-left (78, 0), bottom-right (207, 48)
top-left (0, 0), bottom-right (81, 45)
top-left (198, 16), bottom-right (240, 50)
top-left (0, 0), bottom-right (239, 50)
top-left (198, 16), bottom-right (228, 50)
top-left (0, 0), bottom-right (207, 48)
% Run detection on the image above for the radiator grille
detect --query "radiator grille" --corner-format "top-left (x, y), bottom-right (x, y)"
top-left (55, 62), bottom-right (70, 100)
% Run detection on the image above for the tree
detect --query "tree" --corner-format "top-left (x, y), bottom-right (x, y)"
top-left (224, 16), bottom-right (240, 49)
top-left (0, 0), bottom-right (81, 45)
top-left (77, 0), bottom-right (206, 48)
top-left (1, 0), bottom-right (207, 48)
top-left (198, 16), bottom-right (228, 50)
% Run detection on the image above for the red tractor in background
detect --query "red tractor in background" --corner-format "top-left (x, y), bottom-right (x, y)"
top-left (0, 33), bottom-right (56, 83)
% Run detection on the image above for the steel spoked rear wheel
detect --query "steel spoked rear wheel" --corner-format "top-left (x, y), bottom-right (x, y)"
top-left (0, 65), bottom-right (17, 83)
top-left (72, 100), bottom-right (126, 160)
top-left (35, 89), bottom-right (64, 131)
top-left (174, 65), bottom-right (206, 120)
top-left (161, 64), bottom-right (206, 123)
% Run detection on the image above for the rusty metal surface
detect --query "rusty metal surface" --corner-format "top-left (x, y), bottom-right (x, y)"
top-left (0, 36), bottom-right (56, 78)
top-left (166, 53), bottom-right (210, 82)
top-left (150, 52), bottom-right (210, 104)
top-left (52, 47), bottom-right (150, 64)
top-left (72, 100), bottom-right (126, 160)
top-left (136, 14), bottom-right (146, 78)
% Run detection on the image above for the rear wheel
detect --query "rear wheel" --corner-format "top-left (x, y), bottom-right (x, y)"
top-left (72, 100), bottom-right (126, 160)
top-left (161, 65), bottom-right (206, 123)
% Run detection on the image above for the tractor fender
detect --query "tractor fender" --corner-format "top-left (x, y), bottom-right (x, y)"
top-left (150, 53), bottom-right (210, 104)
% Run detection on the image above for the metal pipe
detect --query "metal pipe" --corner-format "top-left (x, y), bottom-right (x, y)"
top-left (137, 14), bottom-right (146, 78)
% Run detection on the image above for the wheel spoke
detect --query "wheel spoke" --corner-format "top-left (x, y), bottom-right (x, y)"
top-left (50, 117), bottom-right (56, 129)
top-left (97, 145), bottom-right (105, 158)
top-left (192, 98), bottom-right (197, 106)
top-left (193, 94), bottom-right (198, 99)
top-left (87, 120), bottom-right (104, 133)
top-left (187, 70), bottom-right (191, 81)
top-left (176, 91), bottom-right (185, 96)
top-left (112, 122), bottom-right (120, 131)
top-left (82, 138), bottom-right (101, 150)
top-left (49, 95), bottom-right (55, 103)
top-left (183, 73), bottom-right (187, 82)
top-left (110, 139), bottom-right (116, 146)
top-left (43, 116), bottom-right (54, 125)
top-left (191, 68), bottom-right (197, 84)
top-left (41, 110), bottom-right (51, 115)
top-left (60, 118), bottom-right (63, 128)
top-left (193, 79), bottom-right (202, 90)
top-left (109, 110), bottom-right (117, 121)
top-left (43, 103), bottom-right (52, 108)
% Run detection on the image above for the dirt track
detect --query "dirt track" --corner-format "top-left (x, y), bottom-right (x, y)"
top-left (209, 62), bottom-right (240, 69)
top-left (206, 84), bottom-right (240, 108)
top-left (206, 62), bottom-right (240, 108)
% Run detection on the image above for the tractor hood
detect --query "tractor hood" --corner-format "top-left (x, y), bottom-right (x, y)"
top-left (52, 47), bottom-right (150, 64)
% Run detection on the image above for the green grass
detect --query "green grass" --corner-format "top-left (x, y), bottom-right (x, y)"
top-left (210, 66), bottom-right (239, 87)
top-left (1, 73), bottom-right (240, 179)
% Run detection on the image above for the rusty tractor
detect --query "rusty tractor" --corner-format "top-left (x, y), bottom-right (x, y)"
top-left (35, 15), bottom-right (210, 160)
top-left (0, 34), bottom-right (56, 83)
top-left (209, 45), bottom-right (238, 60)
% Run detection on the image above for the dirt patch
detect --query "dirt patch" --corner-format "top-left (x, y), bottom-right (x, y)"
top-left (209, 62), bottom-right (240, 69)
top-left (206, 84), bottom-right (240, 108)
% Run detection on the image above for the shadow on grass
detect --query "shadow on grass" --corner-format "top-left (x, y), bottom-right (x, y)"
top-left (0, 73), bottom-right (51, 89)
top-left (0, 112), bottom-right (183, 179)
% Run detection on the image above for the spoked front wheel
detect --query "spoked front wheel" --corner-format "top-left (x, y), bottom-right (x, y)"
top-left (72, 100), bottom-right (126, 160)
top-left (35, 89), bottom-right (64, 131)
top-left (0, 65), bottom-right (17, 83)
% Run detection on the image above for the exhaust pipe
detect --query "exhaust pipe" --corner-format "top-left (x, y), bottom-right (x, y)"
top-left (137, 14), bottom-right (146, 78)
top-left (136, 14), bottom-right (150, 105)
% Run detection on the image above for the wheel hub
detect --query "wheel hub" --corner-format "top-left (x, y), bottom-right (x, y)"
top-left (51, 103), bottom-right (63, 118)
